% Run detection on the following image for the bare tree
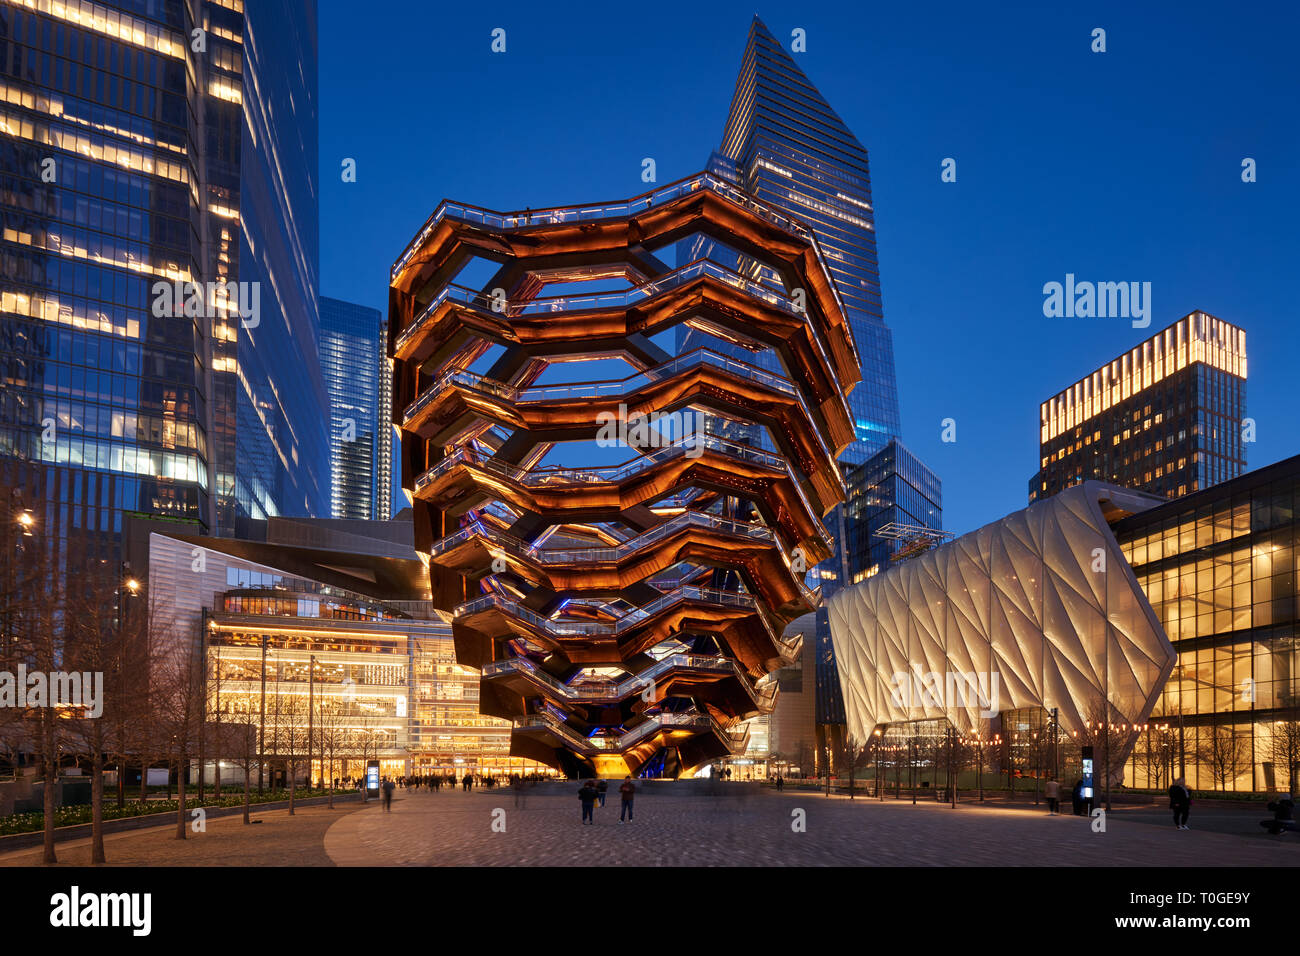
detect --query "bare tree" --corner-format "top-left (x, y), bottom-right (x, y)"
top-left (317, 699), bottom-right (351, 809)
top-left (835, 734), bottom-right (871, 799)
top-left (17, 524), bottom-right (64, 864)
top-left (271, 692), bottom-right (309, 815)
top-left (152, 610), bottom-right (205, 841)
top-left (60, 559), bottom-right (138, 864)
top-left (1270, 702), bottom-right (1300, 798)
top-left (223, 697), bottom-right (260, 824)
top-left (1198, 724), bottom-right (1248, 792)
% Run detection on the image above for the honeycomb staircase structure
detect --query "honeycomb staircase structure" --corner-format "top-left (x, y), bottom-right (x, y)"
top-left (389, 172), bottom-right (860, 776)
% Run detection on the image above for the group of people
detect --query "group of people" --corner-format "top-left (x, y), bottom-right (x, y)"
top-left (1041, 775), bottom-right (1195, 828)
top-left (578, 776), bottom-right (636, 824)
top-left (341, 771), bottom-right (553, 793)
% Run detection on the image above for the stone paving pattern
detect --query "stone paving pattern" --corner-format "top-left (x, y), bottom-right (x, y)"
top-left (322, 786), bottom-right (1300, 867)
top-left (2, 787), bottom-right (1296, 867)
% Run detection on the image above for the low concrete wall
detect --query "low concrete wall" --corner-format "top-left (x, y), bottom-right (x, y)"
top-left (0, 791), bottom-right (363, 853)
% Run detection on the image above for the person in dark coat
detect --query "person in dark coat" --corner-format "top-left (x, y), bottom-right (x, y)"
top-left (1168, 777), bottom-right (1192, 829)
top-left (596, 777), bottom-right (608, 807)
top-left (1071, 779), bottom-right (1085, 816)
top-left (618, 775), bottom-right (636, 823)
top-left (579, 780), bottom-right (598, 824)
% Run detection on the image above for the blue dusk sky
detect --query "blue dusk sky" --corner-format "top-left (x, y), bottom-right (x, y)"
top-left (319, 0), bottom-right (1299, 534)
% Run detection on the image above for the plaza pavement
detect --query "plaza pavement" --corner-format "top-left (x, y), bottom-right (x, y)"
top-left (1, 787), bottom-right (1295, 866)
top-left (321, 786), bottom-right (1300, 867)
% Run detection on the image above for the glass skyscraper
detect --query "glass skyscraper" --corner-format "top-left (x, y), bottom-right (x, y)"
top-left (717, 16), bottom-right (900, 465)
top-left (320, 296), bottom-right (391, 521)
top-left (0, 0), bottom-right (327, 568)
top-left (695, 18), bottom-right (943, 737)
top-left (1030, 311), bottom-right (1247, 504)
top-left (816, 439), bottom-right (943, 724)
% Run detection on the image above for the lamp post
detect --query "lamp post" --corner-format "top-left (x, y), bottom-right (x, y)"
top-left (874, 728), bottom-right (883, 800)
top-left (992, 733), bottom-right (1002, 801)
top-left (1051, 707), bottom-right (1060, 785)
top-left (910, 733), bottom-right (917, 805)
top-left (3, 498), bottom-right (35, 666)
top-left (308, 653), bottom-right (316, 790)
top-left (258, 635), bottom-right (268, 794)
top-left (1033, 731), bottom-right (1040, 805)
top-left (950, 730), bottom-right (958, 808)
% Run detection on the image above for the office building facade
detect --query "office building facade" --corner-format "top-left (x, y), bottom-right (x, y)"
top-left (829, 456), bottom-right (1300, 794)
top-left (135, 517), bottom-right (552, 780)
top-left (0, 0), bottom-right (328, 575)
top-left (1030, 311), bottom-right (1247, 504)
top-left (1113, 454), bottom-right (1299, 793)
top-left (320, 296), bottom-right (391, 521)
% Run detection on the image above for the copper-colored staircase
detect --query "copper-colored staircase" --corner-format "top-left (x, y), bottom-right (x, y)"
top-left (390, 172), bottom-right (858, 776)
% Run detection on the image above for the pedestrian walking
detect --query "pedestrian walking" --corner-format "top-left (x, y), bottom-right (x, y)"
top-left (381, 777), bottom-right (395, 812)
top-left (579, 779), bottom-right (598, 824)
top-left (1169, 777), bottom-right (1192, 829)
top-left (513, 775), bottom-right (527, 809)
top-left (1045, 777), bottom-right (1060, 815)
top-left (596, 777), bottom-right (608, 807)
top-left (618, 775), bottom-right (636, 823)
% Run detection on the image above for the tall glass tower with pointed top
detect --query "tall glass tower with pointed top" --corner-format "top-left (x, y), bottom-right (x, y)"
top-left (690, 17), bottom-right (942, 744)
top-left (719, 16), bottom-right (901, 465)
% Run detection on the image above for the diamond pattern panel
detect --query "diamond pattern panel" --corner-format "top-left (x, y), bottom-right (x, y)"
top-left (827, 483), bottom-right (1176, 740)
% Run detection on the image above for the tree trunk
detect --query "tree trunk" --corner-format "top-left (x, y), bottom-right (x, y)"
top-left (213, 718), bottom-right (222, 798)
top-left (41, 721), bottom-right (57, 865)
top-left (174, 759), bottom-right (187, 840)
top-left (91, 729), bottom-right (106, 864)
top-left (197, 723), bottom-right (206, 802)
